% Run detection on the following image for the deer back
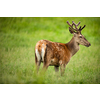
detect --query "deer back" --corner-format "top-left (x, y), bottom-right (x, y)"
top-left (35, 40), bottom-right (71, 66)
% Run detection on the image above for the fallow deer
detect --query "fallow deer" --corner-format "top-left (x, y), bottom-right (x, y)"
top-left (35, 21), bottom-right (91, 75)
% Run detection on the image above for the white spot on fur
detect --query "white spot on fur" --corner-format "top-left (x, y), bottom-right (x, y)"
top-left (41, 44), bottom-right (45, 61)
top-left (41, 48), bottom-right (45, 61)
top-left (79, 35), bottom-right (82, 37)
top-left (59, 60), bottom-right (62, 65)
top-left (51, 59), bottom-right (55, 62)
top-left (35, 49), bottom-right (41, 61)
top-left (41, 40), bottom-right (43, 42)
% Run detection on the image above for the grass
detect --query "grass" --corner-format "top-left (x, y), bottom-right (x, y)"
top-left (0, 17), bottom-right (100, 84)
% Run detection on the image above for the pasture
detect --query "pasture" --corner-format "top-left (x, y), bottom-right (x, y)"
top-left (0, 17), bottom-right (100, 84)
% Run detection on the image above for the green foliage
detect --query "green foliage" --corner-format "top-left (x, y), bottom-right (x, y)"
top-left (0, 17), bottom-right (100, 84)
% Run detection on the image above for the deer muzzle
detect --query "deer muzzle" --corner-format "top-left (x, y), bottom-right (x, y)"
top-left (86, 43), bottom-right (91, 47)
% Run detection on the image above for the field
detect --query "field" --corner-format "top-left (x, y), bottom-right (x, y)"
top-left (0, 17), bottom-right (100, 84)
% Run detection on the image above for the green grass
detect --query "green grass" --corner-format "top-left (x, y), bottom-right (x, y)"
top-left (0, 17), bottom-right (100, 84)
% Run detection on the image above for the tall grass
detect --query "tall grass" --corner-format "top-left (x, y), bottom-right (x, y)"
top-left (0, 17), bottom-right (100, 83)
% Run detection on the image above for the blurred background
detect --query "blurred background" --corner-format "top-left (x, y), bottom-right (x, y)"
top-left (0, 17), bottom-right (100, 83)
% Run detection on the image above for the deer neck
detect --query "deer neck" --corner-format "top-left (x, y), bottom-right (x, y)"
top-left (66, 36), bottom-right (80, 57)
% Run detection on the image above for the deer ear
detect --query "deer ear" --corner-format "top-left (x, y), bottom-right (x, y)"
top-left (69, 27), bottom-right (76, 34)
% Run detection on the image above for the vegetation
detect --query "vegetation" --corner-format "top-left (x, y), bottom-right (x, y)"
top-left (0, 17), bottom-right (100, 84)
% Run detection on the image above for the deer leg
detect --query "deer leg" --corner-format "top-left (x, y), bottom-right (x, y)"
top-left (60, 64), bottom-right (66, 76)
top-left (35, 53), bottom-right (41, 73)
top-left (41, 49), bottom-right (52, 73)
top-left (42, 60), bottom-right (50, 72)
top-left (41, 56), bottom-right (52, 73)
top-left (40, 64), bottom-right (49, 75)
top-left (36, 61), bottom-right (41, 73)
top-left (54, 66), bottom-right (59, 72)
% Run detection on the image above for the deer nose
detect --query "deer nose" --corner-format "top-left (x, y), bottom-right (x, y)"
top-left (89, 43), bottom-right (91, 46)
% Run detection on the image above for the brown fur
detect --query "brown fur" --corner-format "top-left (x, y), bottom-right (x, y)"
top-left (35, 21), bottom-right (91, 75)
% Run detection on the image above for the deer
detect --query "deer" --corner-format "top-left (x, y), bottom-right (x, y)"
top-left (35, 21), bottom-right (91, 76)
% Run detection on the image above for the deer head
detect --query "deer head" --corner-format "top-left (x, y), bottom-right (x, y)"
top-left (67, 21), bottom-right (91, 47)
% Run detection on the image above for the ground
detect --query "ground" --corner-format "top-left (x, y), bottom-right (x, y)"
top-left (0, 17), bottom-right (100, 83)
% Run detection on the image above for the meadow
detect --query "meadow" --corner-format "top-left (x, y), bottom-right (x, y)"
top-left (0, 17), bottom-right (100, 84)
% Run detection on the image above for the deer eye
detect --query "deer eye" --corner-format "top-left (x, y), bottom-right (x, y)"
top-left (79, 35), bottom-right (82, 38)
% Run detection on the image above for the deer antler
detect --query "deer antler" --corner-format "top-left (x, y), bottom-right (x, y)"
top-left (67, 21), bottom-right (80, 31)
top-left (67, 21), bottom-right (86, 31)
top-left (79, 25), bottom-right (86, 31)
